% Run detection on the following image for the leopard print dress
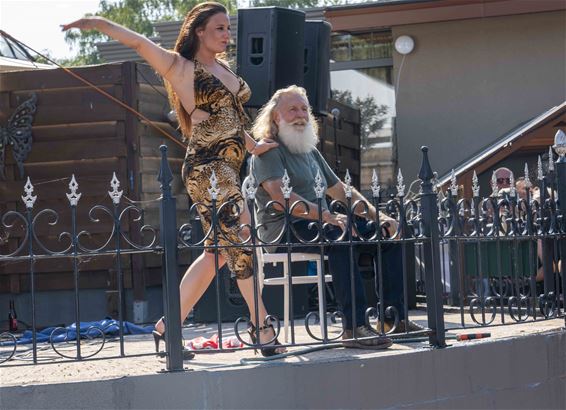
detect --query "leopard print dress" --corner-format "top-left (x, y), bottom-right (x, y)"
top-left (181, 59), bottom-right (253, 280)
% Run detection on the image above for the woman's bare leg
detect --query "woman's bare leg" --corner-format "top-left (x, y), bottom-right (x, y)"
top-left (237, 276), bottom-right (286, 350)
top-left (237, 276), bottom-right (268, 326)
top-left (155, 251), bottom-right (225, 334)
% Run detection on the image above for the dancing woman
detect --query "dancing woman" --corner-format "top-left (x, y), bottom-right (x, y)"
top-left (62, 2), bottom-right (284, 357)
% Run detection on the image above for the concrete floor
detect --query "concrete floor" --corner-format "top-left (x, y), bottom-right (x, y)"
top-left (1, 307), bottom-right (564, 388)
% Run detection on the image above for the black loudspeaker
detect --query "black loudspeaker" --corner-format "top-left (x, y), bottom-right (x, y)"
top-left (192, 264), bottom-right (312, 323)
top-left (237, 7), bottom-right (305, 107)
top-left (304, 20), bottom-right (331, 115)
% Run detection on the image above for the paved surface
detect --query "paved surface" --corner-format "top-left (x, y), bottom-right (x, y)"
top-left (1, 307), bottom-right (564, 388)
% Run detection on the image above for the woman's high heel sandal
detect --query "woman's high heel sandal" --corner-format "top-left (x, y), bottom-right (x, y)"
top-left (247, 322), bottom-right (285, 358)
top-left (153, 316), bottom-right (195, 360)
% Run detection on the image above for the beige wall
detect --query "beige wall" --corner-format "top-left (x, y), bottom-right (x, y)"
top-left (394, 11), bottom-right (566, 183)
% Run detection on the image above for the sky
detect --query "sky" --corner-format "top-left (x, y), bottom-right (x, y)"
top-left (0, 0), bottom-right (260, 60)
top-left (1, 0), bottom-right (106, 60)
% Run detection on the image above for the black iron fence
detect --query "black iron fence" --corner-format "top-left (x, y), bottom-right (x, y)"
top-left (1, 143), bottom-right (564, 372)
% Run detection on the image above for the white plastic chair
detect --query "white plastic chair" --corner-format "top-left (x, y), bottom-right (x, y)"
top-left (242, 175), bottom-right (332, 342)
top-left (258, 249), bottom-right (331, 342)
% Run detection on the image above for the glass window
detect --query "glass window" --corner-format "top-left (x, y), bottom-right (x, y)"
top-left (0, 37), bottom-right (15, 58)
top-left (9, 39), bottom-right (29, 60)
top-left (331, 66), bottom-right (395, 146)
top-left (331, 31), bottom-right (392, 62)
top-left (0, 36), bottom-right (31, 61)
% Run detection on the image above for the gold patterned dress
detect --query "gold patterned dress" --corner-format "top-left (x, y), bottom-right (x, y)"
top-left (181, 59), bottom-right (253, 280)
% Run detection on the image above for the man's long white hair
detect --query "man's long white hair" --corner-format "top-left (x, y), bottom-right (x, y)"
top-left (251, 85), bottom-right (319, 141)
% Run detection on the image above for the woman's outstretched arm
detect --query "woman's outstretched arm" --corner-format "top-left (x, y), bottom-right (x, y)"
top-left (62, 16), bottom-right (177, 79)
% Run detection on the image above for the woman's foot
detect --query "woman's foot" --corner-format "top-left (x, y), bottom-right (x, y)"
top-left (248, 322), bottom-right (287, 357)
top-left (154, 317), bottom-right (165, 335)
top-left (153, 316), bottom-right (194, 360)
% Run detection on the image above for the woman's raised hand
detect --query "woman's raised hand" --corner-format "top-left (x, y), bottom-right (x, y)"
top-left (61, 16), bottom-right (105, 32)
top-left (252, 138), bottom-right (279, 156)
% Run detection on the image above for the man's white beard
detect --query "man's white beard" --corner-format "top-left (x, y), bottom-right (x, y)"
top-left (278, 119), bottom-right (318, 154)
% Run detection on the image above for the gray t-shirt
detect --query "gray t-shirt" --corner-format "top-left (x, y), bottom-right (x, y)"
top-left (252, 144), bottom-right (340, 244)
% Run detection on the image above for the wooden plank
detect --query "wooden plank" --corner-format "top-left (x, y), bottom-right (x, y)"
top-left (0, 64), bottom-right (124, 92)
top-left (0, 269), bottom-right (134, 292)
top-left (138, 83), bottom-right (167, 97)
top-left (31, 122), bottom-right (124, 143)
top-left (321, 125), bottom-right (361, 151)
top-left (9, 86), bottom-right (123, 108)
top-left (141, 174), bottom-right (185, 195)
top-left (138, 101), bottom-right (171, 120)
top-left (136, 64), bottom-right (164, 86)
top-left (21, 158), bottom-right (126, 181)
top-left (319, 152), bottom-right (361, 175)
top-left (139, 157), bottom-right (183, 174)
top-left (29, 104), bottom-right (127, 126)
top-left (138, 121), bottom-right (186, 157)
top-left (142, 208), bottom-right (187, 229)
top-left (0, 256), bottom-right (129, 275)
top-left (144, 252), bottom-right (193, 269)
top-left (4, 138), bottom-right (126, 165)
top-left (122, 61), bottom-right (146, 301)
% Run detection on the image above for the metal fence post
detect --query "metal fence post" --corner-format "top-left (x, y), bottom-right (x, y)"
top-left (158, 145), bottom-right (183, 371)
top-left (552, 131), bottom-right (566, 327)
top-left (538, 156), bottom-right (555, 296)
top-left (418, 147), bottom-right (446, 347)
top-left (444, 171), bottom-right (463, 306)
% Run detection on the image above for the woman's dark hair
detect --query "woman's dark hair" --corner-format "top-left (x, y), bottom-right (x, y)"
top-left (165, 2), bottom-right (227, 138)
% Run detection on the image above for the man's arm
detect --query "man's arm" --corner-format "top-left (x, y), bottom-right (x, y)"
top-left (261, 179), bottom-right (347, 227)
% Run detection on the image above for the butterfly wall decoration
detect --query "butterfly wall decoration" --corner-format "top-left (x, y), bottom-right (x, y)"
top-left (0, 93), bottom-right (36, 180)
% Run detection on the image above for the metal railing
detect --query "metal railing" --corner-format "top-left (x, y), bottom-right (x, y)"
top-left (1, 140), bottom-right (564, 372)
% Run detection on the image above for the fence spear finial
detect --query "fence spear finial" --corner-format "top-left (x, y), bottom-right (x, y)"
top-left (371, 169), bottom-right (380, 198)
top-left (449, 169), bottom-right (458, 196)
top-left (524, 163), bottom-right (531, 189)
top-left (281, 169), bottom-right (293, 199)
top-left (472, 170), bottom-right (480, 197)
top-left (548, 146), bottom-right (554, 172)
top-left (21, 177), bottom-right (37, 209)
top-left (418, 146), bottom-right (434, 183)
top-left (490, 171), bottom-right (499, 197)
top-left (66, 174), bottom-right (82, 206)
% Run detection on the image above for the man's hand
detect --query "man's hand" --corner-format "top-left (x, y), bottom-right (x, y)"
top-left (322, 210), bottom-right (348, 230)
top-left (380, 213), bottom-right (398, 237)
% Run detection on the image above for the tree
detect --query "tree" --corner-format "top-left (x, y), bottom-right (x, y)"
top-left (332, 90), bottom-right (388, 148)
top-left (63, 0), bottom-right (237, 66)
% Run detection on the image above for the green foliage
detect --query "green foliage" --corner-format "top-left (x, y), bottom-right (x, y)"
top-left (332, 89), bottom-right (388, 148)
top-left (63, 0), bottom-right (237, 66)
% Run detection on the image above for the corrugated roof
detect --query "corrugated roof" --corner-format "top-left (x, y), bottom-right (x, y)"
top-left (325, 0), bottom-right (438, 12)
top-left (437, 101), bottom-right (566, 185)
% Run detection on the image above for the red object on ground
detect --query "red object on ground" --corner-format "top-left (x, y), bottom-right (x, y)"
top-left (456, 333), bottom-right (491, 341)
top-left (186, 334), bottom-right (244, 350)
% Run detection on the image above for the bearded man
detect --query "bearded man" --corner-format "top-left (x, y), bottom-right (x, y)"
top-left (249, 86), bottom-right (422, 350)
